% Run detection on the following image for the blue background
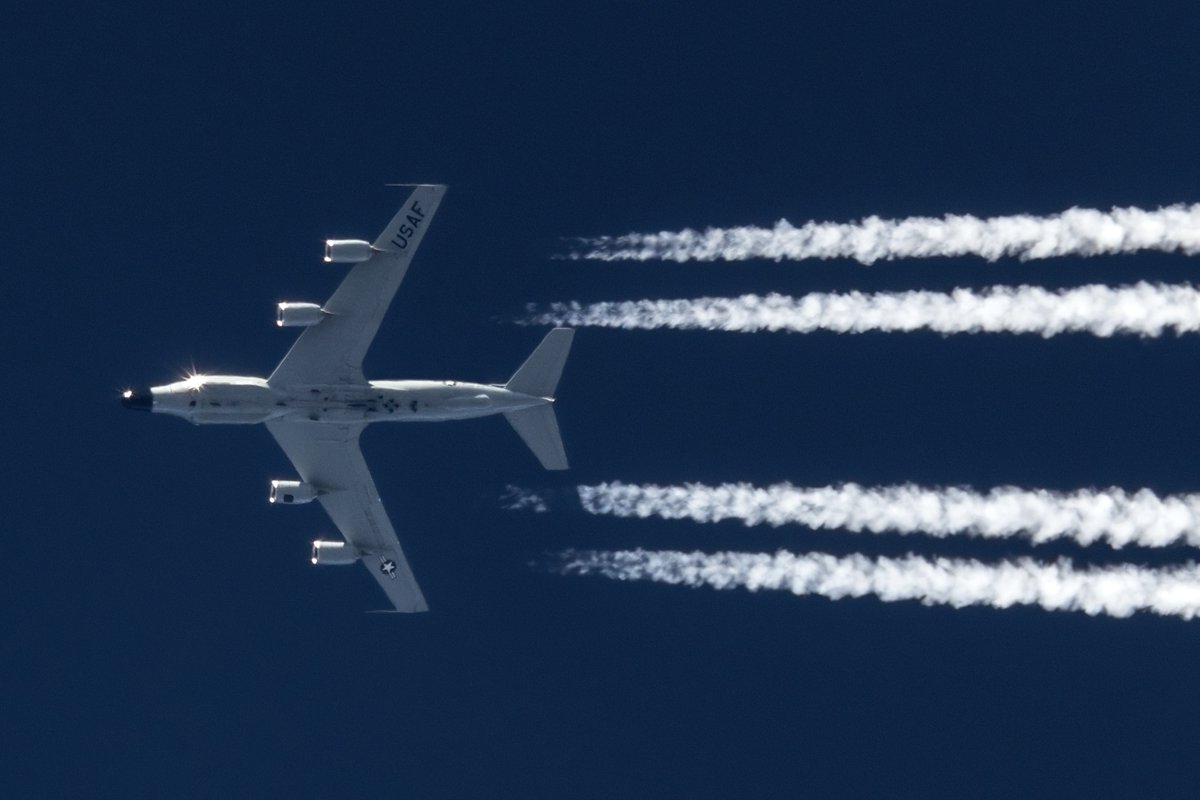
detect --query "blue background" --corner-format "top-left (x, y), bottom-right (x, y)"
top-left (6, 2), bottom-right (1200, 796)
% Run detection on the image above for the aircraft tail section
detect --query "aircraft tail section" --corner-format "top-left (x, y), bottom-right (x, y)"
top-left (505, 328), bottom-right (574, 399)
top-left (504, 328), bottom-right (574, 470)
top-left (505, 405), bottom-right (568, 470)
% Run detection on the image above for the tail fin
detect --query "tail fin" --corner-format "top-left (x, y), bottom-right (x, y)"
top-left (504, 329), bottom-right (574, 470)
top-left (505, 328), bottom-right (574, 399)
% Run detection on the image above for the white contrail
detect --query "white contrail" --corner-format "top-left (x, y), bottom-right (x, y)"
top-left (577, 482), bottom-right (1200, 549)
top-left (567, 204), bottom-right (1200, 264)
top-left (555, 549), bottom-right (1200, 620)
top-left (521, 283), bottom-right (1200, 338)
top-left (501, 485), bottom-right (548, 513)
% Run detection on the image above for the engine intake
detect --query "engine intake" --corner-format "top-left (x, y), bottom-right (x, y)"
top-left (324, 239), bottom-right (373, 263)
top-left (311, 539), bottom-right (361, 565)
top-left (276, 302), bottom-right (324, 328)
top-left (269, 480), bottom-right (318, 504)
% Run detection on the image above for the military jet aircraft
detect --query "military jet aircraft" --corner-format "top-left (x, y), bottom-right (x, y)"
top-left (122, 185), bottom-right (573, 611)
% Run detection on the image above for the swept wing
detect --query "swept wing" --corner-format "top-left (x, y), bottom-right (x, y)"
top-left (266, 419), bottom-right (427, 612)
top-left (269, 184), bottom-right (446, 386)
top-left (263, 187), bottom-right (445, 611)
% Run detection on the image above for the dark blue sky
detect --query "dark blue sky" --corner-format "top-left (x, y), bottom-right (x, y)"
top-left (7, 2), bottom-right (1200, 796)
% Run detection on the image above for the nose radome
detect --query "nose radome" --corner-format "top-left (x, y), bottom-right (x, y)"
top-left (121, 388), bottom-right (153, 411)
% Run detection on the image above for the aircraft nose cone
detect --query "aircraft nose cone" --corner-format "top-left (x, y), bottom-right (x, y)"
top-left (121, 388), bottom-right (153, 411)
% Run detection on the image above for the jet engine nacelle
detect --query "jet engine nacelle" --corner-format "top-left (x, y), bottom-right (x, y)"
top-left (269, 480), bottom-right (318, 504)
top-left (311, 539), bottom-right (361, 565)
top-left (276, 302), bottom-right (324, 327)
top-left (323, 239), bottom-right (373, 263)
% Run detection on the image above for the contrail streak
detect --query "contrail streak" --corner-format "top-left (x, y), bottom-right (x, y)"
top-left (576, 482), bottom-right (1200, 549)
top-left (501, 485), bottom-right (548, 513)
top-left (521, 283), bottom-right (1200, 337)
top-left (554, 549), bottom-right (1200, 620)
top-left (567, 204), bottom-right (1200, 264)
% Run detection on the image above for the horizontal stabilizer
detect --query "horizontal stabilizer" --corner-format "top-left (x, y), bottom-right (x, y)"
top-left (505, 328), bottom-right (574, 399)
top-left (505, 405), bottom-right (568, 470)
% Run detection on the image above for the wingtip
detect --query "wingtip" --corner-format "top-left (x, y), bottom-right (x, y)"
top-left (364, 606), bottom-right (430, 614)
top-left (383, 183), bottom-right (447, 190)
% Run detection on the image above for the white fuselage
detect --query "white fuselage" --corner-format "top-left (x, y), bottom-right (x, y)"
top-left (146, 375), bottom-right (548, 425)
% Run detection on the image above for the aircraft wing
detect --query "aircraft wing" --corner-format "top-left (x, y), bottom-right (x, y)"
top-left (265, 418), bottom-right (428, 612)
top-left (269, 184), bottom-right (446, 387)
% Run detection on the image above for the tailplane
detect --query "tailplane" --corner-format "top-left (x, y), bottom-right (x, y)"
top-left (504, 328), bottom-right (574, 470)
top-left (505, 328), bottom-right (574, 399)
top-left (505, 405), bottom-right (568, 470)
